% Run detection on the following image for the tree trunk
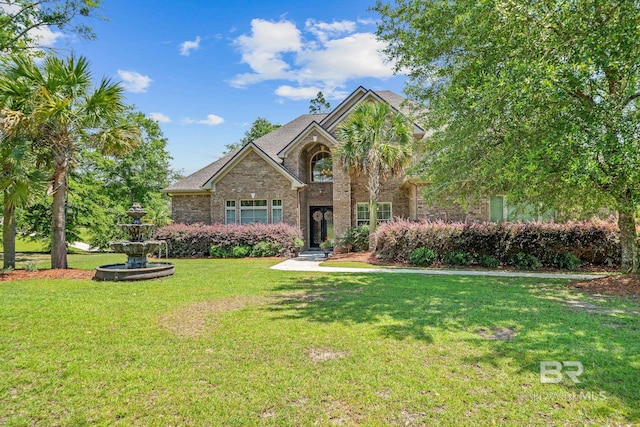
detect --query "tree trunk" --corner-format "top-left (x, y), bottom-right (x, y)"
top-left (617, 205), bottom-right (638, 274)
top-left (368, 166), bottom-right (381, 252)
top-left (3, 192), bottom-right (16, 270)
top-left (51, 165), bottom-right (68, 269)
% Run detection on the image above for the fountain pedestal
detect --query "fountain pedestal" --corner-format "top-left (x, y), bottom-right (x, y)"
top-left (95, 203), bottom-right (175, 281)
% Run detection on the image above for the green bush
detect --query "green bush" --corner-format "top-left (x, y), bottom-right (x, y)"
top-left (231, 245), bottom-right (252, 258)
top-left (337, 225), bottom-right (369, 252)
top-left (410, 247), bottom-right (438, 266)
top-left (552, 252), bottom-right (581, 270)
top-left (509, 252), bottom-right (542, 270)
top-left (442, 250), bottom-right (474, 266)
top-left (24, 261), bottom-right (38, 272)
top-left (209, 245), bottom-right (232, 258)
top-left (478, 254), bottom-right (500, 268)
top-left (250, 241), bottom-right (281, 257)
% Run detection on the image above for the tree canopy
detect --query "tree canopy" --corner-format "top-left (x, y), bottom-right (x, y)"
top-left (0, 0), bottom-right (101, 54)
top-left (309, 91), bottom-right (331, 114)
top-left (375, 0), bottom-right (640, 272)
top-left (224, 117), bottom-right (280, 154)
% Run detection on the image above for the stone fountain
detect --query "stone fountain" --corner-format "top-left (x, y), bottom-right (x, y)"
top-left (95, 203), bottom-right (174, 281)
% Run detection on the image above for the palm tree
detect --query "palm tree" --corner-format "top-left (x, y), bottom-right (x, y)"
top-left (335, 101), bottom-right (414, 251)
top-left (0, 55), bottom-right (140, 268)
top-left (0, 109), bottom-right (47, 269)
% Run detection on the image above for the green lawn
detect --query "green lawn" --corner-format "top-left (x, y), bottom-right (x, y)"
top-left (1, 256), bottom-right (638, 425)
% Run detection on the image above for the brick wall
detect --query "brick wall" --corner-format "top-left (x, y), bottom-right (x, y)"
top-left (171, 194), bottom-right (211, 224)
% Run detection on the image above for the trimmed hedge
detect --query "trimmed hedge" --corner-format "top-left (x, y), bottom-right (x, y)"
top-left (155, 222), bottom-right (304, 258)
top-left (375, 219), bottom-right (620, 266)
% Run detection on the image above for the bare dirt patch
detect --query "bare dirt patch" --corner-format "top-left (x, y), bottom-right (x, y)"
top-left (476, 327), bottom-right (517, 340)
top-left (307, 347), bottom-right (348, 363)
top-left (0, 269), bottom-right (95, 281)
top-left (159, 296), bottom-right (266, 338)
top-left (570, 274), bottom-right (640, 297)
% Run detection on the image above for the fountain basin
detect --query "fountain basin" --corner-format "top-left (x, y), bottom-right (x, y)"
top-left (95, 262), bottom-right (175, 281)
top-left (108, 240), bottom-right (163, 256)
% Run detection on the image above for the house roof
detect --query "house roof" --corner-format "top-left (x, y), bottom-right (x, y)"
top-left (163, 87), bottom-right (419, 193)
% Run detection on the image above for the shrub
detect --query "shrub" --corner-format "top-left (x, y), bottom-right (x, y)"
top-left (209, 245), bottom-right (231, 258)
top-left (478, 254), bottom-right (500, 269)
top-left (231, 245), bottom-right (252, 258)
top-left (509, 252), bottom-right (542, 270)
top-left (155, 222), bottom-right (304, 258)
top-left (374, 219), bottom-right (620, 266)
top-left (24, 261), bottom-right (38, 272)
top-left (337, 225), bottom-right (369, 252)
top-left (410, 247), bottom-right (438, 266)
top-left (552, 252), bottom-right (581, 270)
top-left (250, 241), bottom-right (281, 257)
top-left (442, 250), bottom-right (474, 266)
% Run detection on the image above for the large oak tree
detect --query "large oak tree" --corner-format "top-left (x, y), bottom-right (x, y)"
top-left (375, 0), bottom-right (640, 273)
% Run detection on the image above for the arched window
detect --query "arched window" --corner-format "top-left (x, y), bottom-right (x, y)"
top-left (311, 151), bottom-right (333, 182)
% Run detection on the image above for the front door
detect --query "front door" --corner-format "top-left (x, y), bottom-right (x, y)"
top-left (310, 206), bottom-right (333, 248)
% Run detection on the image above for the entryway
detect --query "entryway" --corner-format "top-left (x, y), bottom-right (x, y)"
top-left (309, 206), bottom-right (333, 248)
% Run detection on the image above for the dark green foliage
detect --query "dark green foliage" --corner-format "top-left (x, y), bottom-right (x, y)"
top-left (209, 245), bottom-right (232, 258)
top-left (337, 225), bottom-right (370, 252)
top-left (224, 117), bottom-right (281, 154)
top-left (442, 250), bottom-right (473, 266)
top-left (552, 252), bottom-right (581, 270)
top-left (478, 254), bottom-right (500, 269)
top-left (231, 245), bottom-right (251, 258)
top-left (409, 247), bottom-right (438, 266)
top-left (509, 253), bottom-right (542, 270)
top-left (250, 241), bottom-right (281, 257)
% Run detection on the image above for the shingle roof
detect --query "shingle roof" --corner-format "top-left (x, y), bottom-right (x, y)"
top-left (254, 113), bottom-right (328, 161)
top-left (163, 89), bottom-right (412, 193)
top-left (162, 152), bottom-right (234, 192)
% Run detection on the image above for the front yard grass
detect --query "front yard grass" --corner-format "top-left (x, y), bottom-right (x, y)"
top-left (1, 255), bottom-right (638, 425)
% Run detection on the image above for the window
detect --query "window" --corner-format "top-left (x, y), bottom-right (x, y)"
top-left (490, 196), bottom-right (554, 222)
top-left (356, 202), bottom-right (392, 226)
top-left (271, 199), bottom-right (283, 223)
top-left (240, 200), bottom-right (268, 224)
top-left (225, 200), bottom-right (236, 224)
top-left (311, 151), bottom-right (333, 182)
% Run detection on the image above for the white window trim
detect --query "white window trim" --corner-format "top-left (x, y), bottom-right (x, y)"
top-left (310, 150), bottom-right (333, 183)
top-left (356, 202), bottom-right (392, 226)
top-left (225, 200), bottom-right (236, 225)
top-left (271, 199), bottom-right (283, 223)
top-left (240, 199), bottom-right (268, 224)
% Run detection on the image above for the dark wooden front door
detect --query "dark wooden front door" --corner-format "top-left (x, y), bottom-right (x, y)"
top-left (310, 206), bottom-right (333, 248)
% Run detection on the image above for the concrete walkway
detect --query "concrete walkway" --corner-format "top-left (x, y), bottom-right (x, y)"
top-left (270, 251), bottom-right (606, 280)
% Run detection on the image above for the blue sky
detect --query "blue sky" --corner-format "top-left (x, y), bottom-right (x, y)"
top-left (53, 0), bottom-right (407, 175)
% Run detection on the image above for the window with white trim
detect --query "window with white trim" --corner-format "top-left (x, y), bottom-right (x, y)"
top-left (356, 202), bottom-right (392, 226)
top-left (240, 200), bottom-right (268, 224)
top-left (311, 151), bottom-right (333, 182)
top-left (225, 200), bottom-right (236, 225)
top-left (271, 199), bottom-right (283, 223)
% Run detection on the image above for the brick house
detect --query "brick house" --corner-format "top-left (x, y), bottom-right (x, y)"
top-left (163, 86), bottom-right (491, 249)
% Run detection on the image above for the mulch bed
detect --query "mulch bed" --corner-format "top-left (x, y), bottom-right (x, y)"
top-left (0, 269), bottom-right (95, 282)
top-left (569, 275), bottom-right (640, 297)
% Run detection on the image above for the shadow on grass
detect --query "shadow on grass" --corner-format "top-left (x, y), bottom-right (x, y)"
top-left (269, 273), bottom-right (640, 421)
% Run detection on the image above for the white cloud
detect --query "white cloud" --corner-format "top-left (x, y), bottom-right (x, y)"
top-left (0, 3), bottom-right (64, 48)
top-left (183, 114), bottom-right (225, 126)
top-left (148, 112), bottom-right (171, 123)
top-left (230, 18), bottom-right (398, 100)
top-left (180, 36), bottom-right (201, 56)
top-left (230, 19), bottom-right (302, 87)
top-left (117, 70), bottom-right (152, 93)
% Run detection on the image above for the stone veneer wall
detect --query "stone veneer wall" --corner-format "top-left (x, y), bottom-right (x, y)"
top-left (171, 194), bottom-right (212, 224)
top-left (209, 150), bottom-right (299, 226)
